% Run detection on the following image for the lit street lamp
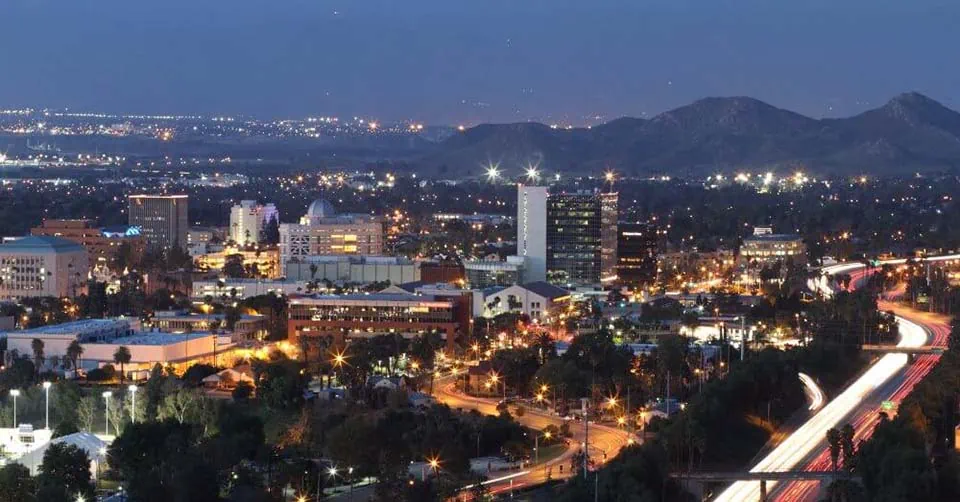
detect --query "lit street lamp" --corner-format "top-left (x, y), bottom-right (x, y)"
top-left (10, 390), bottom-right (20, 427)
top-left (102, 391), bottom-right (112, 436)
top-left (128, 385), bottom-right (138, 424)
top-left (43, 381), bottom-right (52, 430)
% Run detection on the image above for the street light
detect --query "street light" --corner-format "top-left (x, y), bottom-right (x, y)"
top-left (102, 391), bottom-right (112, 436)
top-left (128, 385), bottom-right (138, 424)
top-left (10, 390), bottom-right (19, 427)
top-left (43, 381), bottom-right (52, 430)
top-left (485, 164), bottom-right (500, 182)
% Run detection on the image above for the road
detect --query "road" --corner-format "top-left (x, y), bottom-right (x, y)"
top-left (432, 375), bottom-right (633, 495)
top-left (771, 266), bottom-right (951, 501)
top-left (715, 264), bottom-right (948, 502)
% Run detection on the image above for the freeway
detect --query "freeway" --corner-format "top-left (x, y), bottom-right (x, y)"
top-left (715, 261), bottom-right (949, 502)
top-left (431, 374), bottom-right (633, 495)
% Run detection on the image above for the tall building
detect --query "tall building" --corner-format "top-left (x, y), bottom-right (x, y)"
top-left (517, 185), bottom-right (548, 282)
top-left (0, 236), bottom-right (89, 298)
top-left (600, 193), bottom-right (619, 282)
top-left (279, 199), bottom-right (384, 262)
top-left (229, 200), bottom-right (278, 246)
top-left (616, 223), bottom-right (659, 288)
top-left (31, 219), bottom-right (144, 272)
top-left (517, 186), bottom-right (617, 287)
top-left (128, 195), bottom-right (189, 250)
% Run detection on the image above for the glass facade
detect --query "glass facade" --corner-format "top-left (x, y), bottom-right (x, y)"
top-left (616, 223), bottom-right (659, 287)
top-left (546, 193), bottom-right (602, 287)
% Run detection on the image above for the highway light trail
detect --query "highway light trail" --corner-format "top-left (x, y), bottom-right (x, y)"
top-left (713, 315), bottom-right (927, 502)
top-left (798, 372), bottom-right (824, 412)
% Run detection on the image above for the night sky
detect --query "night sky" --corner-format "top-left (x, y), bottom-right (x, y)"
top-left (2, 0), bottom-right (958, 124)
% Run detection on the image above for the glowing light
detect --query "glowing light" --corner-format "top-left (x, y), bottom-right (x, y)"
top-left (485, 164), bottom-right (500, 182)
top-left (525, 165), bottom-right (540, 182)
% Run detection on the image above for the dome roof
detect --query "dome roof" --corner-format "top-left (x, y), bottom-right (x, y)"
top-left (307, 199), bottom-right (337, 219)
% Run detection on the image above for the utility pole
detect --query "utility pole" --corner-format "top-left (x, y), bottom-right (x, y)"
top-left (740, 316), bottom-right (746, 361)
top-left (583, 400), bottom-right (589, 479)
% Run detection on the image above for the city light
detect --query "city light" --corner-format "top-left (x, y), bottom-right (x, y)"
top-left (526, 165), bottom-right (540, 182)
top-left (485, 164), bottom-right (500, 182)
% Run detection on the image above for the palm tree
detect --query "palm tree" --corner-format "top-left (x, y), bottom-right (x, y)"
top-left (31, 338), bottom-right (45, 376)
top-left (826, 427), bottom-right (842, 476)
top-left (114, 346), bottom-right (132, 384)
top-left (67, 339), bottom-right (84, 372)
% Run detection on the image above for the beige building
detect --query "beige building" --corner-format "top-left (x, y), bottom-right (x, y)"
top-left (194, 246), bottom-right (281, 278)
top-left (0, 236), bottom-right (89, 299)
top-left (739, 229), bottom-right (806, 266)
top-left (279, 199), bottom-right (384, 262)
top-left (128, 194), bottom-right (189, 250)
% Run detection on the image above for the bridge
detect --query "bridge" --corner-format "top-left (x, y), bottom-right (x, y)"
top-left (861, 344), bottom-right (944, 355)
top-left (670, 471), bottom-right (858, 501)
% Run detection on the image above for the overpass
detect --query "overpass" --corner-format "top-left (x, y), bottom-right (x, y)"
top-left (861, 344), bottom-right (945, 355)
top-left (671, 471), bottom-right (857, 501)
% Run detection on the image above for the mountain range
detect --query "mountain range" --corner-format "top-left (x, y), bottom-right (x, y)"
top-left (419, 92), bottom-right (960, 177)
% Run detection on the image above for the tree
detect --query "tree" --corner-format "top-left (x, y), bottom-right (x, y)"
top-left (158, 389), bottom-right (202, 424)
top-left (113, 346), bottom-right (132, 383)
top-left (232, 381), bottom-right (253, 402)
top-left (827, 427), bottom-right (842, 475)
top-left (36, 443), bottom-right (95, 502)
top-left (223, 254), bottom-right (246, 278)
top-left (0, 463), bottom-right (35, 502)
top-left (66, 340), bottom-right (84, 372)
top-left (31, 338), bottom-right (44, 375)
top-left (78, 396), bottom-right (98, 433)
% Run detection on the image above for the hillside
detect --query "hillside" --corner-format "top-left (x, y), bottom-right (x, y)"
top-left (419, 92), bottom-right (960, 177)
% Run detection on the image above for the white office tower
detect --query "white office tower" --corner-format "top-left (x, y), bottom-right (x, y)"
top-left (517, 185), bottom-right (548, 282)
top-left (230, 200), bottom-right (262, 245)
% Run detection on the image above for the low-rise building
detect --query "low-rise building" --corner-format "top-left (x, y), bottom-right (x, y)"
top-left (481, 281), bottom-right (571, 321)
top-left (284, 255), bottom-right (418, 284)
top-left (192, 278), bottom-right (309, 299)
top-left (279, 199), bottom-right (384, 262)
top-left (194, 246), bottom-right (281, 279)
top-left (739, 227), bottom-right (806, 266)
top-left (464, 256), bottom-right (526, 288)
top-left (30, 219), bottom-right (145, 273)
top-left (0, 236), bottom-right (89, 299)
top-left (288, 293), bottom-right (462, 349)
top-left (1, 318), bottom-right (235, 377)
top-left (150, 311), bottom-right (268, 341)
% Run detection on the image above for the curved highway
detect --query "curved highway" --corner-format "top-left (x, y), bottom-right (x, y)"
top-left (716, 258), bottom-right (953, 502)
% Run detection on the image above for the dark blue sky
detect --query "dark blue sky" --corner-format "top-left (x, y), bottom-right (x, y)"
top-left (2, 0), bottom-right (958, 124)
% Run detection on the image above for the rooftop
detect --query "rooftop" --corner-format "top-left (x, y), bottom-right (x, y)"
top-left (521, 281), bottom-right (571, 299)
top-left (0, 236), bottom-right (85, 253)
top-left (3, 318), bottom-right (131, 337)
top-left (100, 332), bottom-right (213, 346)
top-left (743, 233), bottom-right (802, 242)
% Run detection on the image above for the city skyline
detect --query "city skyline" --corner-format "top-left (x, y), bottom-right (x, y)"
top-left (2, 0), bottom-right (959, 123)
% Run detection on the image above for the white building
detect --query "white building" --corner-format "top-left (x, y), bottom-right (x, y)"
top-left (516, 185), bottom-right (548, 282)
top-left (279, 199), bottom-right (384, 262)
top-left (229, 200), bottom-right (278, 246)
top-left (284, 255), bottom-right (419, 284)
top-left (482, 281), bottom-right (571, 321)
top-left (0, 236), bottom-right (89, 299)
top-left (192, 278), bottom-right (309, 299)
top-left (1, 318), bottom-right (231, 378)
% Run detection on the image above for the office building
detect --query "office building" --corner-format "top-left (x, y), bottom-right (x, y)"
top-left (229, 200), bottom-right (278, 246)
top-left (616, 223), bottom-right (659, 288)
top-left (279, 198), bottom-right (384, 262)
top-left (516, 185), bottom-right (549, 282)
top-left (0, 236), bottom-right (89, 299)
top-left (463, 255), bottom-right (526, 288)
top-left (517, 186), bottom-right (617, 288)
top-left (600, 193), bottom-right (619, 282)
top-left (288, 293), bottom-right (462, 349)
top-left (739, 227), bottom-right (807, 266)
top-left (127, 194), bottom-right (189, 250)
top-left (194, 246), bottom-right (282, 278)
top-left (284, 255), bottom-right (418, 284)
top-left (31, 219), bottom-right (144, 272)
top-left (150, 311), bottom-right (268, 341)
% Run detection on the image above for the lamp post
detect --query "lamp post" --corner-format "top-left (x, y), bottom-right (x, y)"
top-left (128, 385), bottom-right (138, 424)
top-left (102, 391), bottom-right (112, 436)
top-left (10, 390), bottom-right (19, 427)
top-left (43, 381), bottom-right (52, 429)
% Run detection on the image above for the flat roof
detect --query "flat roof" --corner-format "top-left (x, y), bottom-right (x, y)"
top-left (96, 332), bottom-right (213, 346)
top-left (3, 319), bottom-right (130, 337)
top-left (0, 236), bottom-right (85, 253)
top-left (291, 293), bottom-right (453, 307)
top-left (743, 234), bottom-right (802, 242)
top-left (128, 194), bottom-right (188, 199)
